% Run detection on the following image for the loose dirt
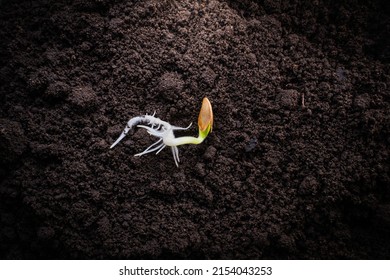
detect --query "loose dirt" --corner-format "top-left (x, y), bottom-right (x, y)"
top-left (1, 0), bottom-right (389, 259)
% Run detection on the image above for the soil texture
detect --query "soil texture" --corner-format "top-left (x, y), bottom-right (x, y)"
top-left (1, 0), bottom-right (390, 259)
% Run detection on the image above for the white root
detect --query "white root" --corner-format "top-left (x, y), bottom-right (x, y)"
top-left (110, 114), bottom-right (191, 167)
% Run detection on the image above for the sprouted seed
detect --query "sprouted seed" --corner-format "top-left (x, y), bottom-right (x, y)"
top-left (110, 97), bottom-right (213, 167)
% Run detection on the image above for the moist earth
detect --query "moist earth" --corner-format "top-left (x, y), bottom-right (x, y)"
top-left (0, 0), bottom-right (389, 259)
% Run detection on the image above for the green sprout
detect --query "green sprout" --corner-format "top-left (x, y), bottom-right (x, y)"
top-left (110, 97), bottom-right (213, 167)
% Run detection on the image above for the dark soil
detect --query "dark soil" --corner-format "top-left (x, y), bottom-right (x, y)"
top-left (1, 0), bottom-right (389, 259)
